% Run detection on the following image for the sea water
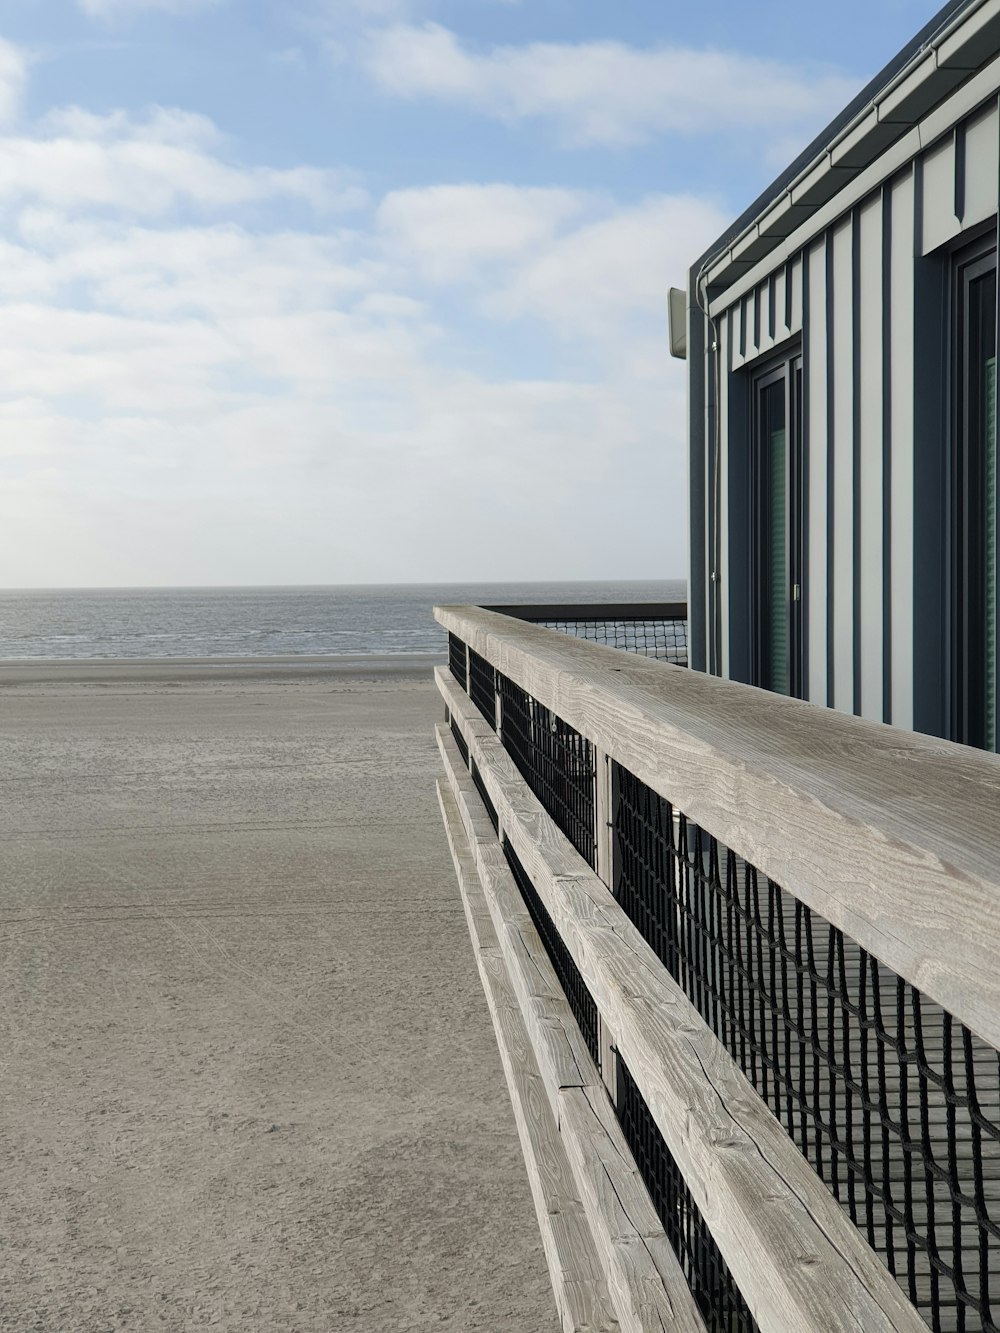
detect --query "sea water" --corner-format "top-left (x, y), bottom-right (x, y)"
top-left (0, 581), bottom-right (686, 660)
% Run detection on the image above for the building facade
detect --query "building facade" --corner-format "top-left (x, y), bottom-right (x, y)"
top-left (687, 0), bottom-right (999, 751)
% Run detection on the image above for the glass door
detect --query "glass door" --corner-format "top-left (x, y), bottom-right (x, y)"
top-left (753, 355), bottom-right (804, 698)
top-left (953, 241), bottom-right (997, 751)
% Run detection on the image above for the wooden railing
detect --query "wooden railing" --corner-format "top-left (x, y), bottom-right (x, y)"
top-left (483, 600), bottom-right (688, 665)
top-left (434, 604), bottom-right (1000, 1333)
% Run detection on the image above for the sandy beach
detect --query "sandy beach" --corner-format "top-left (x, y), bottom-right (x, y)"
top-left (0, 658), bottom-right (556, 1331)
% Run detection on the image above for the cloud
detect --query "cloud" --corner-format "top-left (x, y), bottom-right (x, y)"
top-left (366, 23), bottom-right (860, 147)
top-left (0, 87), bottom-right (706, 583)
top-left (0, 107), bottom-right (366, 215)
top-left (376, 183), bottom-right (586, 280)
top-left (372, 183), bottom-right (725, 346)
top-left (0, 187), bottom-right (701, 581)
top-left (490, 194), bottom-right (727, 337)
top-left (77, 0), bottom-right (223, 19)
top-left (0, 38), bottom-right (28, 126)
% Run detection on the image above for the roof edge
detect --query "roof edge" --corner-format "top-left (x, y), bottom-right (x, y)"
top-left (691, 0), bottom-right (983, 282)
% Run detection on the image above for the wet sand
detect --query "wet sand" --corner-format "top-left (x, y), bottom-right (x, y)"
top-left (0, 659), bottom-right (555, 1332)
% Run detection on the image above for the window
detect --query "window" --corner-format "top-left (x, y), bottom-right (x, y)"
top-left (752, 353), bottom-right (804, 697)
top-left (952, 238), bottom-right (997, 751)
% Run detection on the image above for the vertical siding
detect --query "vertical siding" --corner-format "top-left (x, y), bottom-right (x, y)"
top-left (790, 255), bottom-right (803, 331)
top-left (688, 283), bottom-right (708, 673)
top-left (963, 100), bottom-right (998, 228)
top-left (719, 315), bottom-right (730, 680)
top-left (707, 89), bottom-right (1000, 734)
top-left (858, 198), bottom-right (885, 721)
top-left (705, 334), bottom-right (714, 672)
top-left (921, 134), bottom-right (957, 253)
top-left (773, 267), bottom-right (786, 345)
top-left (890, 169), bottom-right (916, 730)
top-left (832, 220), bottom-right (855, 714)
top-left (807, 237), bottom-right (829, 704)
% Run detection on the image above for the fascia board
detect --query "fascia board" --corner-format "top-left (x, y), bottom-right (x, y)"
top-left (937, 0), bottom-right (1000, 69)
top-left (706, 48), bottom-right (1000, 311)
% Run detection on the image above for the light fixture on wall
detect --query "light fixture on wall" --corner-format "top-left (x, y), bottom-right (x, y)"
top-left (667, 287), bottom-right (687, 360)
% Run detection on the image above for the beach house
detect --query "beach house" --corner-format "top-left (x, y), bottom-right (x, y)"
top-left (684, 0), bottom-right (998, 753)
top-left (434, 3), bottom-right (1000, 1330)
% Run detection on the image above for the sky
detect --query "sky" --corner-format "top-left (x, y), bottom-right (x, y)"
top-left (0, 0), bottom-right (942, 587)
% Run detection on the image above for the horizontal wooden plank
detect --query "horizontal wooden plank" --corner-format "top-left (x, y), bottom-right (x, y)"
top-left (437, 681), bottom-right (929, 1333)
top-left (559, 1085), bottom-right (708, 1333)
top-left (437, 756), bottom-right (708, 1333)
top-left (482, 603), bottom-right (687, 623)
top-left (437, 667), bottom-right (590, 886)
top-left (434, 605), bottom-right (1000, 1057)
top-left (435, 779), bottom-right (620, 1333)
top-left (437, 724), bottom-right (593, 1112)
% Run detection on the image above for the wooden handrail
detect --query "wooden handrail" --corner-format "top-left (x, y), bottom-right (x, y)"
top-left (434, 603), bottom-right (1000, 1053)
top-left (482, 601), bottom-right (687, 622)
top-left (439, 665), bottom-right (928, 1333)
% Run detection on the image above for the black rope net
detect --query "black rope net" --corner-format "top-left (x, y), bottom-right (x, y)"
top-left (497, 673), bottom-right (596, 869)
top-left (471, 758), bottom-right (498, 834)
top-left (616, 1058), bottom-right (760, 1332)
top-left (538, 617), bottom-right (688, 665)
top-left (448, 632), bottom-right (467, 687)
top-left (468, 648), bottom-right (496, 729)
top-left (449, 716), bottom-right (469, 767)
top-left (504, 837), bottom-right (600, 1070)
top-left (612, 761), bottom-right (1000, 1333)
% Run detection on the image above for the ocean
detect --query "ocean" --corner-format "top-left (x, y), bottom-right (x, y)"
top-left (0, 581), bottom-right (686, 660)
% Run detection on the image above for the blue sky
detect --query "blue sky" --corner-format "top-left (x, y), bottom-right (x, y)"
top-left (0, 0), bottom-right (939, 585)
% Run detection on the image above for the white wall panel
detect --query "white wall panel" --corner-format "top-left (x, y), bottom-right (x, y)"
top-left (890, 169), bottom-right (916, 730)
top-left (858, 197), bottom-right (884, 722)
top-left (963, 99), bottom-right (999, 229)
top-left (832, 220), bottom-right (855, 714)
top-left (921, 134), bottom-right (959, 253)
top-left (807, 238), bottom-right (829, 705)
top-left (790, 255), bottom-right (804, 333)
top-left (773, 267), bottom-right (788, 343)
top-left (730, 300), bottom-right (743, 370)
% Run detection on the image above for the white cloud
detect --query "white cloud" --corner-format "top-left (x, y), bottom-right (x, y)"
top-left (490, 194), bottom-right (727, 337)
top-left (0, 90), bottom-right (705, 583)
top-left (0, 38), bottom-right (28, 126)
top-left (372, 184), bottom-right (725, 345)
top-left (366, 23), bottom-right (860, 147)
top-left (77, 0), bottom-right (223, 19)
top-left (376, 183), bottom-right (586, 280)
top-left (0, 107), bottom-right (366, 215)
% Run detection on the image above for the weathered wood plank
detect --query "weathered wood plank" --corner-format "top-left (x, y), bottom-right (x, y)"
top-left (435, 688), bottom-right (929, 1333)
top-left (437, 725), bottom-right (595, 1113)
top-left (559, 1084), bottom-right (707, 1333)
top-left (434, 606), bottom-right (1000, 1056)
top-left (437, 765), bottom-right (708, 1333)
top-left (437, 666), bottom-right (589, 885)
top-left (435, 779), bottom-right (621, 1333)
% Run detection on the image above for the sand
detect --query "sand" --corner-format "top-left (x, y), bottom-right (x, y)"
top-left (0, 659), bottom-right (556, 1332)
